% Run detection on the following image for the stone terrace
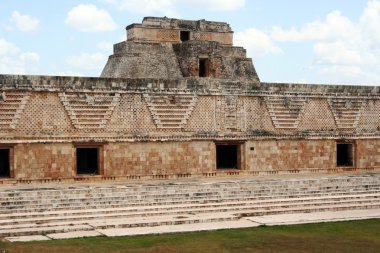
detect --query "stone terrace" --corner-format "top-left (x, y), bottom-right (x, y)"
top-left (0, 173), bottom-right (379, 241)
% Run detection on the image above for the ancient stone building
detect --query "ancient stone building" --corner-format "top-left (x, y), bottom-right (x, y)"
top-left (0, 17), bottom-right (380, 183)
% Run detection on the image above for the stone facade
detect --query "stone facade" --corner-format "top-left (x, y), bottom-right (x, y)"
top-left (0, 17), bottom-right (380, 183)
top-left (101, 17), bottom-right (259, 81)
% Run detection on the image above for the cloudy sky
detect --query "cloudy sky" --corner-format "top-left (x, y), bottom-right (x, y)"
top-left (1, 0), bottom-right (380, 85)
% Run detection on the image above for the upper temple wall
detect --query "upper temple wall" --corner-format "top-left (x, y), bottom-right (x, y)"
top-left (126, 17), bottom-right (233, 46)
top-left (1, 74), bottom-right (380, 143)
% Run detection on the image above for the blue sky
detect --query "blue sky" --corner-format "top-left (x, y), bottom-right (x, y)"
top-left (0, 0), bottom-right (379, 85)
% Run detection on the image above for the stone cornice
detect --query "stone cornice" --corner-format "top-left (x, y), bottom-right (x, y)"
top-left (1, 132), bottom-right (380, 144)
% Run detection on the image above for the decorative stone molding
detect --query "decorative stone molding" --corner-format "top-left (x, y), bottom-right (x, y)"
top-left (265, 96), bottom-right (308, 129)
top-left (0, 92), bottom-right (30, 129)
top-left (215, 95), bottom-right (245, 131)
top-left (144, 94), bottom-right (197, 129)
top-left (58, 92), bottom-right (120, 129)
top-left (328, 99), bottom-right (365, 129)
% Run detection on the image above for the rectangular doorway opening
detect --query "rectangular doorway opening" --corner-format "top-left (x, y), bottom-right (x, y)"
top-left (216, 144), bottom-right (239, 169)
top-left (0, 149), bottom-right (10, 177)
top-left (180, 31), bottom-right (190, 42)
top-left (199, 58), bottom-right (209, 77)
top-left (76, 148), bottom-right (99, 175)
top-left (337, 143), bottom-right (354, 167)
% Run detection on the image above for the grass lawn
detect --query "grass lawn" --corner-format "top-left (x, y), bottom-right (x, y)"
top-left (0, 219), bottom-right (379, 253)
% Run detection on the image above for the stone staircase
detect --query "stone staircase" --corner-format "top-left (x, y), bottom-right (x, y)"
top-left (0, 174), bottom-right (379, 238)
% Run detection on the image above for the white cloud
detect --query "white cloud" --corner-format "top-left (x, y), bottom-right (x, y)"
top-left (0, 39), bottom-right (19, 55)
top-left (313, 42), bottom-right (365, 65)
top-left (104, 0), bottom-right (244, 15)
top-left (318, 65), bottom-right (380, 85)
top-left (0, 38), bottom-right (39, 74)
top-left (65, 4), bottom-right (117, 32)
top-left (268, 0), bottom-right (380, 85)
top-left (272, 11), bottom-right (357, 42)
top-left (234, 28), bottom-right (282, 58)
top-left (360, 0), bottom-right (380, 45)
top-left (9, 11), bottom-right (39, 32)
top-left (66, 52), bottom-right (107, 71)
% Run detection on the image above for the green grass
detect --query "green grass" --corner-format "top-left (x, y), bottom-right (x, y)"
top-left (1, 219), bottom-right (380, 253)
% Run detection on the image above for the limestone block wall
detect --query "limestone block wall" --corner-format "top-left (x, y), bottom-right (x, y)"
top-left (13, 143), bottom-right (74, 179)
top-left (8, 139), bottom-right (380, 180)
top-left (357, 140), bottom-right (380, 168)
top-left (126, 17), bottom-right (233, 46)
top-left (0, 75), bottom-right (380, 180)
top-left (173, 41), bottom-right (260, 81)
top-left (245, 140), bottom-right (335, 172)
top-left (10, 141), bottom-right (214, 179)
top-left (104, 141), bottom-right (214, 176)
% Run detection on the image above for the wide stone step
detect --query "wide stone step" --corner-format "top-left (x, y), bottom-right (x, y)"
top-left (1, 176), bottom-right (377, 191)
top-left (0, 224), bottom-right (97, 237)
top-left (0, 194), bottom-right (378, 227)
top-left (0, 213), bottom-right (236, 237)
top-left (1, 189), bottom-right (379, 214)
top-left (237, 203), bottom-right (380, 218)
top-left (0, 201), bottom-right (379, 237)
top-left (1, 188), bottom-right (379, 214)
top-left (1, 183), bottom-right (379, 201)
top-left (0, 177), bottom-right (378, 191)
top-left (0, 174), bottom-right (379, 238)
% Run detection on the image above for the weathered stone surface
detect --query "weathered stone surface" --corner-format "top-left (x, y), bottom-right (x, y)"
top-left (0, 17), bottom-right (380, 182)
top-left (101, 42), bottom-right (183, 79)
top-left (101, 17), bottom-right (260, 80)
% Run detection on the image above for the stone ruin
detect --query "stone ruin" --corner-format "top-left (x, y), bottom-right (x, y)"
top-left (0, 16), bottom-right (380, 183)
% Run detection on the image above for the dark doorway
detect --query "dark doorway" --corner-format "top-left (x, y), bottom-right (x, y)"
top-left (180, 31), bottom-right (190, 42)
top-left (199, 58), bottom-right (209, 77)
top-left (216, 144), bottom-right (239, 169)
top-left (0, 149), bottom-right (10, 177)
top-left (76, 148), bottom-right (99, 174)
top-left (337, 143), bottom-right (353, 167)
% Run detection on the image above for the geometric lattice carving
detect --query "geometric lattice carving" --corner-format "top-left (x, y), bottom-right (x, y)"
top-left (265, 96), bottom-right (308, 129)
top-left (328, 99), bottom-right (365, 129)
top-left (158, 29), bottom-right (178, 42)
top-left (0, 92), bottom-right (30, 129)
top-left (58, 92), bottom-right (120, 129)
top-left (144, 94), bottom-right (197, 129)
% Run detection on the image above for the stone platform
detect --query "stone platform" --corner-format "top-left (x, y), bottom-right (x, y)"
top-left (1, 173), bottom-right (380, 242)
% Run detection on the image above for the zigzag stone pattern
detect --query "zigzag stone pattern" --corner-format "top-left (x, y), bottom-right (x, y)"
top-left (58, 92), bottom-right (120, 129)
top-left (144, 94), bottom-right (197, 129)
top-left (0, 92), bottom-right (30, 130)
top-left (328, 99), bottom-right (365, 129)
top-left (265, 96), bottom-right (308, 129)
